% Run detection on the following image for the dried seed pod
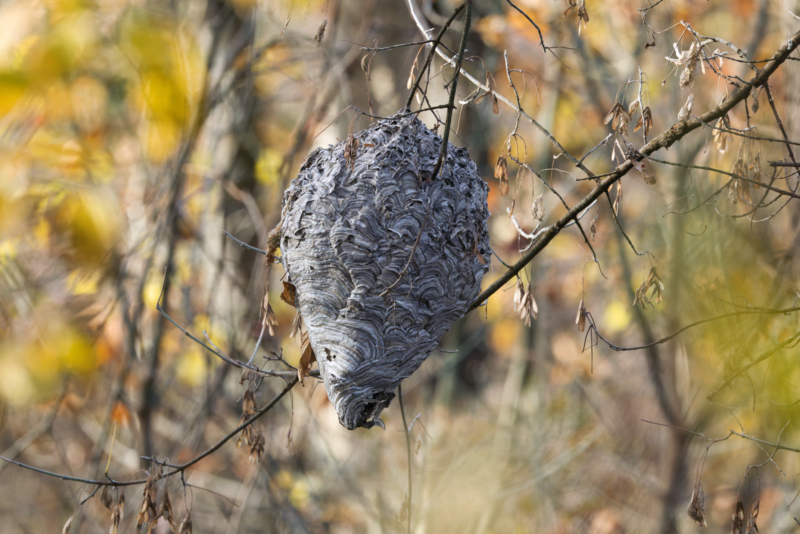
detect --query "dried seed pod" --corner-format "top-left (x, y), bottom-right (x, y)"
top-left (279, 110), bottom-right (491, 429)
top-left (687, 482), bottom-right (707, 527)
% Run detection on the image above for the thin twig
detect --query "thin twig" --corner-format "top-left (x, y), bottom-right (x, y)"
top-left (405, 2), bottom-right (466, 109)
top-left (398, 385), bottom-right (413, 534)
top-left (588, 306), bottom-right (800, 352)
top-left (430, 1), bottom-right (472, 179)
top-left (0, 377), bottom-right (299, 487)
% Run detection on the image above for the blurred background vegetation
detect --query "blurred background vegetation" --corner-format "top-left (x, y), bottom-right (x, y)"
top-left (0, 0), bottom-right (799, 532)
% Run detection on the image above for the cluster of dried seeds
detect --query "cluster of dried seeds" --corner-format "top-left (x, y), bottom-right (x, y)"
top-left (513, 278), bottom-right (538, 327)
top-left (633, 266), bottom-right (664, 308)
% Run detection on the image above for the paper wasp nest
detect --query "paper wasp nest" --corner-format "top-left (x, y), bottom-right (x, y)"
top-left (279, 110), bottom-right (491, 429)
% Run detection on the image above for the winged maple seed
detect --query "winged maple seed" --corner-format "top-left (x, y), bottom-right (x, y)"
top-left (575, 299), bottom-right (586, 332)
top-left (110, 492), bottom-right (124, 534)
top-left (101, 486), bottom-right (125, 534)
top-left (565, 0), bottom-right (589, 34)
top-left (494, 155), bottom-right (509, 196)
top-left (628, 99), bottom-right (640, 116)
top-left (633, 266), bottom-right (664, 308)
top-left (634, 106), bottom-right (653, 138)
top-left (604, 102), bottom-right (632, 133)
top-left (513, 278), bottom-right (525, 309)
top-left (179, 512), bottom-right (193, 534)
top-left (746, 501), bottom-right (759, 533)
top-left (729, 144), bottom-right (750, 204)
top-left (160, 484), bottom-right (176, 530)
top-left (686, 482), bottom-right (707, 527)
top-left (514, 280), bottom-right (537, 327)
top-left (236, 386), bottom-right (266, 462)
top-left (713, 118), bottom-right (733, 154)
top-left (612, 181), bottom-right (623, 215)
top-left (136, 463), bottom-right (163, 531)
top-left (731, 500), bottom-right (746, 534)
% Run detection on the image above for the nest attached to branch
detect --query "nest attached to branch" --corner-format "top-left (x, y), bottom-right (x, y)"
top-left (278, 110), bottom-right (491, 429)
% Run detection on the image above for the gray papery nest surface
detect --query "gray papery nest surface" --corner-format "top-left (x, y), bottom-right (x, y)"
top-left (279, 110), bottom-right (491, 430)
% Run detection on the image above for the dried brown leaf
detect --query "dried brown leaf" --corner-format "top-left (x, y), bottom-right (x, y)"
top-left (298, 331), bottom-right (317, 385)
top-left (280, 281), bottom-right (297, 307)
top-left (492, 93), bottom-right (499, 114)
top-left (101, 484), bottom-right (113, 510)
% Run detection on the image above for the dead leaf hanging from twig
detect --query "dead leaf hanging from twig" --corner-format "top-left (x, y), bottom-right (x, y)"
top-left (298, 331), bottom-right (317, 385)
top-left (281, 282), bottom-right (297, 307)
top-left (494, 155), bottom-right (509, 196)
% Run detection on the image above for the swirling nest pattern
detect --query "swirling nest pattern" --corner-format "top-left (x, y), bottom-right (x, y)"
top-left (279, 110), bottom-right (491, 430)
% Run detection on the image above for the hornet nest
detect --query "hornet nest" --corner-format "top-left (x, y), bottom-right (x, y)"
top-left (277, 109), bottom-right (491, 429)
